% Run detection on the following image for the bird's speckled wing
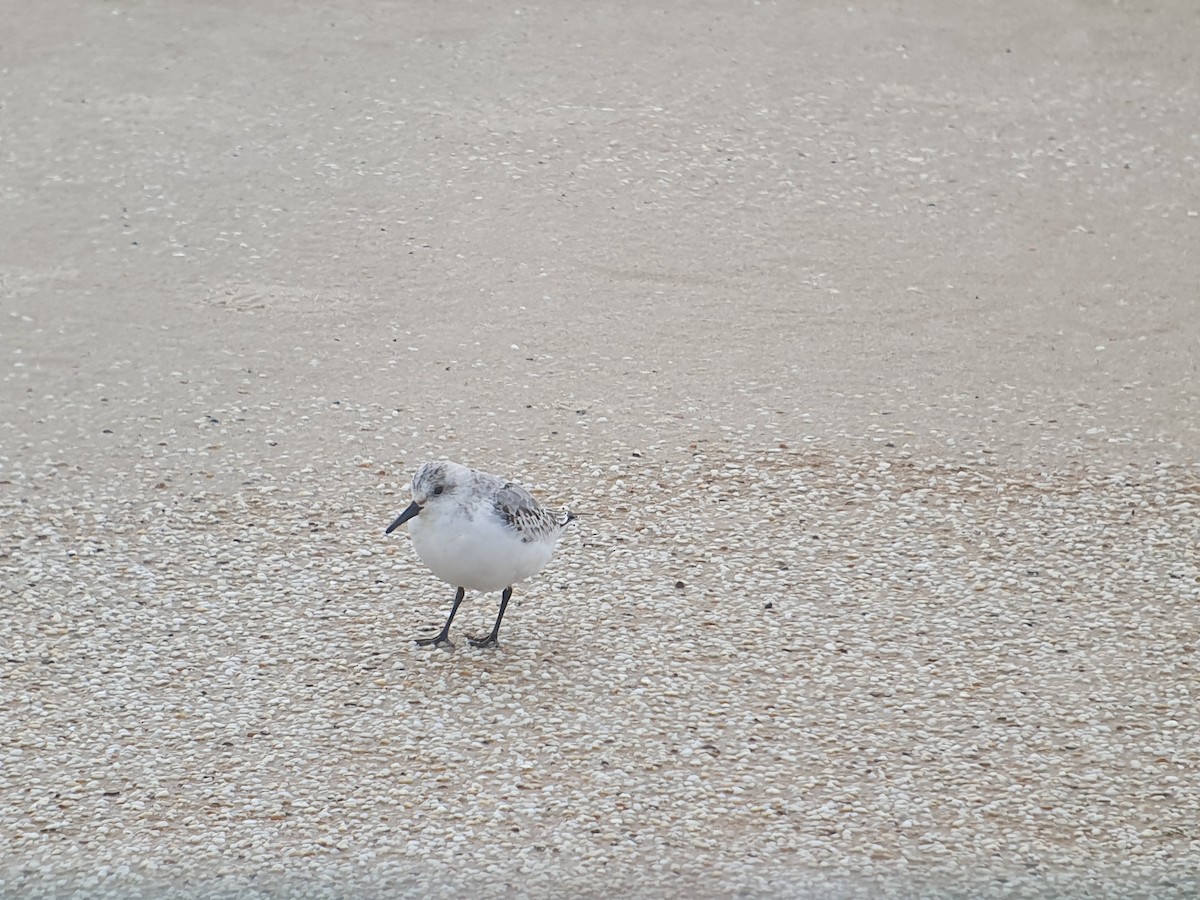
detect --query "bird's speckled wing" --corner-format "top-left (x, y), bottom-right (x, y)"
top-left (493, 483), bottom-right (558, 542)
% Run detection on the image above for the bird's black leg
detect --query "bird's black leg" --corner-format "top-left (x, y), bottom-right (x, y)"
top-left (469, 586), bottom-right (512, 649)
top-left (416, 587), bottom-right (465, 649)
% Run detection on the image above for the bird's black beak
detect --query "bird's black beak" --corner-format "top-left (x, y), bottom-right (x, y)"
top-left (385, 501), bottom-right (422, 534)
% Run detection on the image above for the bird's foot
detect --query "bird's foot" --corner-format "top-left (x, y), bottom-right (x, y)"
top-left (414, 632), bottom-right (454, 649)
top-left (467, 633), bottom-right (500, 649)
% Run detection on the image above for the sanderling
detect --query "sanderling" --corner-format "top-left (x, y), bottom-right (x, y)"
top-left (385, 460), bottom-right (576, 649)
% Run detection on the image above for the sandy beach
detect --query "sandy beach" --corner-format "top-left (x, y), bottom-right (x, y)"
top-left (2, 0), bottom-right (1198, 896)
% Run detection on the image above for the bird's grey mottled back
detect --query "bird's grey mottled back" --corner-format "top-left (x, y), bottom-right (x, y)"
top-left (494, 482), bottom-right (566, 542)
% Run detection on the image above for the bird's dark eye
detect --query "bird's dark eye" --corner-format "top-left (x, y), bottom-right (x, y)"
top-left (432, 485), bottom-right (444, 496)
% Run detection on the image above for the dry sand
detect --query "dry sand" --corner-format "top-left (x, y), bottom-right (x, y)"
top-left (2, 0), bottom-right (1198, 897)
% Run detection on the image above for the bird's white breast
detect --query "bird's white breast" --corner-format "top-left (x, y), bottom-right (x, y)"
top-left (407, 505), bottom-right (557, 592)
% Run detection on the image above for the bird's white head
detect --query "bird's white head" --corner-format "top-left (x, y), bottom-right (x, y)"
top-left (412, 460), bottom-right (460, 505)
top-left (385, 461), bottom-right (466, 534)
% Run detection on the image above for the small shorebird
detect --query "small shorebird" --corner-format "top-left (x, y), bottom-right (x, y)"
top-left (385, 461), bottom-right (575, 648)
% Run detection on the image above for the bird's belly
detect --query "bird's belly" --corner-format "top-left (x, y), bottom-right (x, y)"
top-left (409, 516), bottom-right (554, 592)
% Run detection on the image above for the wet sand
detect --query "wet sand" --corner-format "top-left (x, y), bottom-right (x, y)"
top-left (3, 1), bottom-right (1198, 897)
